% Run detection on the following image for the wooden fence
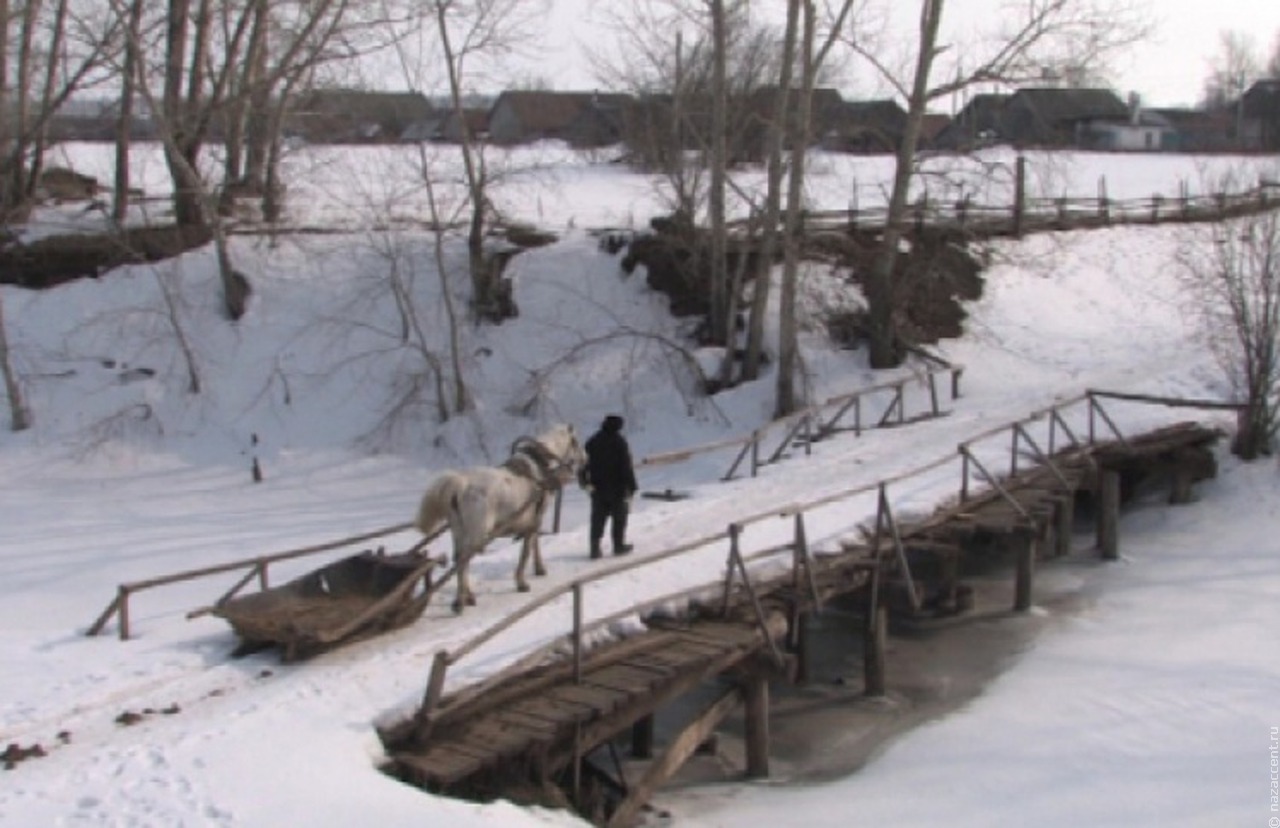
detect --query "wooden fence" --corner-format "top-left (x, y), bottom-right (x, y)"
top-left (727, 172), bottom-right (1280, 240)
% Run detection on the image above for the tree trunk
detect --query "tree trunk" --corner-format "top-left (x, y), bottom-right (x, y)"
top-left (113, 0), bottom-right (144, 223)
top-left (742, 0), bottom-right (799, 383)
top-left (0, 292), bottom-right (30, 431)
top-left (774, 0), bottom-right (816, 418)
top-left (867, 0), bottom-right (944, 369)
top-left (706, 0), bottom-right (729, 346)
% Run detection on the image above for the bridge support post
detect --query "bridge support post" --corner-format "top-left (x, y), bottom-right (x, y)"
top-left (744, 676), bottom-right (770, 779)
top-left (863, 604), bottom-right (887, 697)
top-left (791, 611), bottom-right (810, 685)
top-left (1014, 530), bottom-right (1036, 612)
top-left (631, 716), bottom-right (654, 760)
top-left (1054, 491), bottom-right (1074, 557)
top-left (1097, 469), bottom-right (1120, 560)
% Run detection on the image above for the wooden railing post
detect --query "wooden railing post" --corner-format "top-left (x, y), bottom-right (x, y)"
top-left (421, 651), bottom-right (450, 720)
top-left (118, 586), bottom-right (131, 641)
top-left (572, 583), bottom-right (584, 684)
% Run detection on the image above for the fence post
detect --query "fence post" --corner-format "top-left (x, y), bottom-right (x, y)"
top-left (1098, 175), bottom-right (1109, 224)
top-left (118, 586), bottom-right (131, 641)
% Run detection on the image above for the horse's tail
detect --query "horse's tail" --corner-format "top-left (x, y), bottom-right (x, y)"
top-left (415, 472), bottom-right (463, 536)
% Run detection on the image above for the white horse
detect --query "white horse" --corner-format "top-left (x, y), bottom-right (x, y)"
top-left (413, 424), bottom-right (586, 614)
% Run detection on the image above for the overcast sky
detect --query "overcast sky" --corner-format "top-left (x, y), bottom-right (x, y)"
top-left (514, 0), bottom-right (1280, 109)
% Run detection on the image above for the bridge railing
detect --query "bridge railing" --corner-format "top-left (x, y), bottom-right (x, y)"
top-left (409, 389), bottom-right (1243, 734)
top-left (638, 361), bottom-right (964, 480)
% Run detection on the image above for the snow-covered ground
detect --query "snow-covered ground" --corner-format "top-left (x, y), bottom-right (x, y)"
top-left (1, 143), bottom-right (1278, 827)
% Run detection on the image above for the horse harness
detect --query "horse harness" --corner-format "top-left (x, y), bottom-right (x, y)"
top-left (503, 435), bottom-right (571, 492)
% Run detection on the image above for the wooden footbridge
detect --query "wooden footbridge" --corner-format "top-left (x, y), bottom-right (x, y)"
top-left (379, 391), bottom-right (1232, 826)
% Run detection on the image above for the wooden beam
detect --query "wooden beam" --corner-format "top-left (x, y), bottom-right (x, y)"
top-left (1097, 469), bottom-right (1120, 560)
top-left (864, 604), bottom-right (887, 697)
top-left (606, 686), bottom-right (741, 828)
top-left (1055, 491), bottom-right (1074, 558)
top-left (1014, 531), bottom-right (1036, 612)
top-left (744, 676), bottom-right (770, 779)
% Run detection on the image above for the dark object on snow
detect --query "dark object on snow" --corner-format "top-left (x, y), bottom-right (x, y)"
top-left (212, 549), bottom-right (439, 661)
top-left (0, 223), bottom-right (213, 289)
top-left (641, 488), bottom-right (691, 501)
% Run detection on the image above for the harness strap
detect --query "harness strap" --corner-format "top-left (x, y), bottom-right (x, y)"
top-left (504, 436), bottom-right (562, 490)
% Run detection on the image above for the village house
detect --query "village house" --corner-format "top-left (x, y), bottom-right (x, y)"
top-left (486, 90), bottom-right (632, 147)
top-left (428, 108), bottom-right (490, 143)
top-left (1242, 79), bottom-right (1280, 151)
top-left (289, 89), bottom-right (435, 144)
top-left (821, 99), bottom-right (907, 153)
top-left (935, 88), bottom-right (1133, 151)
top-left (932, 93), bottom-right (1011, 150)
top-left (1088, 96), bottom-right (1178, 151)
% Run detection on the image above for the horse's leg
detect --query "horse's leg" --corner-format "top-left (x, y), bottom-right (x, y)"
top-left (451, 531), bottom-right (470, 614)
top-left (515, 535), bottom-right (531, 593)
top-left (532, 531), bottom-right (547, 577)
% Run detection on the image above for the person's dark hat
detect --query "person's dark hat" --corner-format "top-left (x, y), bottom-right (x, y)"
top-left (602, 414), bottom-right (624, 432)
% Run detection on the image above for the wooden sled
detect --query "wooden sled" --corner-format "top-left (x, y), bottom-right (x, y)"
top-left (211, 549), bottom-right (441, 661)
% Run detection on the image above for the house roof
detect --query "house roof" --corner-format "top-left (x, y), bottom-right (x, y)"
top-left (294, 89), bottom-right (434, 122)
top-left (918, 112), bottom-right (951, 142)
top-left (952, 93), bottom-right (1011, 130)
top-left (492, 90), bottom-right (633, 134)
top-left (1010, 87), bottom-right (1129, 124)
top-left (1243, 79), bottom-right (1280, 117)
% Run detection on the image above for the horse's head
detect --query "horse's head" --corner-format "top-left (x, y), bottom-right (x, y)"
top-left (539, 423), bottom-right (586, 483)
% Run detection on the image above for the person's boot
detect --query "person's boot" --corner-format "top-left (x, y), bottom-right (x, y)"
top-left (613, 542), bottom-right (633, 556)
top-left (590, 541), bottom-right (603, 560)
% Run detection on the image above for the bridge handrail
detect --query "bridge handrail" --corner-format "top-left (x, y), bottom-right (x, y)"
top-left (638, 361), bottom-right (962, 476)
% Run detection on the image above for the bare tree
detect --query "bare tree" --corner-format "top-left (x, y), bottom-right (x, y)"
top-left (0, 292), bottom-right (31, 431)
top-left (1179, 205), bottom-right (1280, 460)
top-left (420, 0), bottom-right (546, 322)
top-left (1202, 30), bottom-right (1260, 110)
top-left (771, 0), bottom-right (855, 416)
top-left (0, 0), bottom-right (118, 220)
top-left (852, 0), bottom-right (1148, 369)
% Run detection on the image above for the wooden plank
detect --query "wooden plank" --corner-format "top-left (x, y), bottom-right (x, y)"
top-left (394, 746), bottom-right (484, 786)
top-left (456, 721), bottom-right (535, 759)
top-left (618, 655), bottom-right (681, 677)
top-left (508, 696), bottom-right (597, 726)
top-left (638, 640), bottom-right (728, 667)
top-left (582, 664), bottom-right (666, 695)
top-left (546, 683), bottom-right (626, 715)
top-left (493, 710), bottom-right (562, 738)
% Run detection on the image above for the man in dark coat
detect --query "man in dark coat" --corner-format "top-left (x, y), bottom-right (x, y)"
top-left (581, 414), bottom-right (638, 558)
